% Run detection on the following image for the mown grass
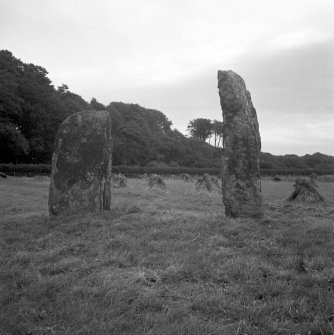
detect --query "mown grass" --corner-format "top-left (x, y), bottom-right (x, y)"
top-left (1, 177), bottom-right (334, 334)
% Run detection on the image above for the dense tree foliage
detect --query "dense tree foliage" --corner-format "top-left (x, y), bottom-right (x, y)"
top-left (187, 118), bottom-right (212, 142)
top-left (1, 49), bottom-right (334, 172)
top-left (106, 102), bottom-right (222, 167)
top-left (0, 50), bottom-right (222, 167)
top-left (0, 50), bottom-right (90, 163)
top-left (90, 98), bottom-right (106, 111)
top-left (187, 118), bottom-right (224, 147)
top-left (211, 120), bottom-right (224, 147)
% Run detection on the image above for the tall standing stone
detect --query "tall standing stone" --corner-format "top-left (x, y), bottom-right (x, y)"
top-left (49, 110), bottom-right (112, 216)
top-left (218, 70), bottom-right (263, 218)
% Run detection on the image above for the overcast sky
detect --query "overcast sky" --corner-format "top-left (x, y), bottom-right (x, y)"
top-left (1, 0), bottom-right (333, 155)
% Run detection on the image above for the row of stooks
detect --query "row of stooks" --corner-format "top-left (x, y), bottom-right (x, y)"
top-left (112, 173), bottom-right (324, 202)
top-left (112, 173), bottom-right (221, 193)
top-left (1, 170), bottom-right (325, 201)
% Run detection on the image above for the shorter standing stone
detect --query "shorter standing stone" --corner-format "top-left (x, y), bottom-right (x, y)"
top-left (49, 110), bottom-right (112, 216)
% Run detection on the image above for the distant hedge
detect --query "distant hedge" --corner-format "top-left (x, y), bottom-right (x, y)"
top-left (0, 164), bottom-right (221, 177)
top-left (1, 164), bottom-right (333, 177)
top-left (260, 168), bottom-right (334, 177)
top-left (0, 164), bottom-right (51, 176)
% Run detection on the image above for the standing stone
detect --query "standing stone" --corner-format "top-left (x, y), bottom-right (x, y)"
top-left (49, 110), bottom-right (112, 216)
top-left (218, 70), bottom-right (263, 218)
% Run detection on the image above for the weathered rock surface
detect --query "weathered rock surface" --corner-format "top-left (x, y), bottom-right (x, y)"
top-left (49, 110), bottom-right (112, 216)
top-left (218, 70), bottom-right (263, 218)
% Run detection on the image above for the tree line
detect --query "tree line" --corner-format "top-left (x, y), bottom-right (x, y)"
top-left (0, 50), bottom-right (222, 167)
top-left (1, 49), bottom-right (334, 173)
top-left (0, 50), bottom-right (92, 163)
top-left (107, 102), bottom-right (222, 167)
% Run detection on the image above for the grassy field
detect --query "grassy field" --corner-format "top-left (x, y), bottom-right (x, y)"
top-left (1, 176), bottom-right (334, 335)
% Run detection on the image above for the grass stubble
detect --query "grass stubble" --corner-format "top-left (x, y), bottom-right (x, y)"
top-left (1, 177), bottom-right (334, 334)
